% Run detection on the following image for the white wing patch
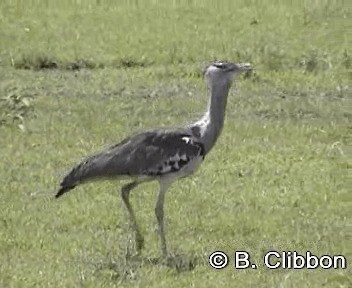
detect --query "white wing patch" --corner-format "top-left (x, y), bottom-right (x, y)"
top-left (182, 136), bottom-right (191, 144)
top-left (180, 154), bottom-right (187, 161)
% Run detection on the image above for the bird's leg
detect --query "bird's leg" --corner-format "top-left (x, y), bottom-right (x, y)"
top-left (121, 182), bottom-right (144, 253)
top-left (155, 180), bottom-right (171, 258)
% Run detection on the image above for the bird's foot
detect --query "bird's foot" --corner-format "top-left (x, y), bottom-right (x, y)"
top-left (123, 230), bottom-right (144, 260)
top-left (162, 251), bottom-right (198, 272)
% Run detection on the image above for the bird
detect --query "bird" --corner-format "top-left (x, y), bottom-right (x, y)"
top-left (55, 61), bottom-right (252, 257)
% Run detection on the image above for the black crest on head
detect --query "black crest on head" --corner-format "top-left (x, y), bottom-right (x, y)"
top-left (212, 61), bottom-right (229, 69)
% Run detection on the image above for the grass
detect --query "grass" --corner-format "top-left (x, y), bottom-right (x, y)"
top-left (0, 0), bottom-right (351, 287)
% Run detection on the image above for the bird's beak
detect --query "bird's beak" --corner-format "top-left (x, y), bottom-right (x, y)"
top-left (234, 63), bottom-right (252, 72)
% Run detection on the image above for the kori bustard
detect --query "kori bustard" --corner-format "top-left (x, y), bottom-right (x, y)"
top-left (56, 61), bottom-right (252, 257)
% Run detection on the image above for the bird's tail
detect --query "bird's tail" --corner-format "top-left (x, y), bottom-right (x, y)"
top-left (55, 162), bottom-right (86, 198)
top-left (55, 183), bottom-right (76, 198)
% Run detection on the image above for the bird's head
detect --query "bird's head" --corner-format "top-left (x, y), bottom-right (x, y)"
top-left (204, 61), bottom-right (252, 86)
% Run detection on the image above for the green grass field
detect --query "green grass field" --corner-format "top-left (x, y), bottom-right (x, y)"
top-left (0, 1), bottom-right (351, 287)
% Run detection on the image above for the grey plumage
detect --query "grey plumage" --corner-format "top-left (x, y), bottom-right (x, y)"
top-left (56, 61), bottom-right (252, 257)
top-left (56, 129), bottom-right (205, 198)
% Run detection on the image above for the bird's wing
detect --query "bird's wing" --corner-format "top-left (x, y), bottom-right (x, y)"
top-left (59, 129), bottom-right (204, 192)
top-left (95, 129), bottom-right (205, 177)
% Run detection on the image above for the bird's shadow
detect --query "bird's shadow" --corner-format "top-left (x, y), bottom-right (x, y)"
top-left (94, 251), bottom-right (204, 277)
top-left (141, 252), bottom-right (202, 272)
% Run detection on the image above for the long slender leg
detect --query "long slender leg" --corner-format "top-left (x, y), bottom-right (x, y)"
top-left (155, 179), bottom-right (171, 257)
top-left (121, 182), bottom-right (144, 252)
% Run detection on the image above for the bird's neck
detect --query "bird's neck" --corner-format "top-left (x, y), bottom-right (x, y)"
top-left (192, 80), bottom-right (232, 154)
